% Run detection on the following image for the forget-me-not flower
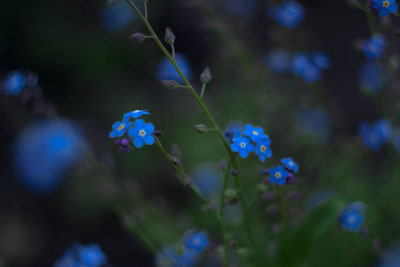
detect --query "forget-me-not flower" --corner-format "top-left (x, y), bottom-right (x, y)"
top-left (2, 70), bottom-right (26, 95)
top-left (183, 230), bottom-right (210, 253)
top-left (281, 157), bottom-right (299, 173)
top-left (123, 109), bottom-right (150, 120)
top-left (372, 0), bottom-right (398, 17)
top-left (231, 136), bottom-right (254, 159)
top-left (340, 202), bottom-right (366, 232)
top-left (363, 34), bottom-right (386, 59)
top-left (244, 124), bottom-right (267, 143)
top-left (269, 165), bottom-right (289, 185)
top-left (128, 119), bottom-right (155, 148)
top-left (54, 243), bottom-right (108, 267)
top-left (268, 1), bottom-right (305, 29)
top-left (109, 120), bottom-right (133, 138)
top-left (255, 138), bottom-right (272, 162)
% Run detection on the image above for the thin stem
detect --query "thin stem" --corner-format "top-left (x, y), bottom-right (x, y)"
top-left (234, 174), bottom-right (254, 245)
top-left (144, 0), bottom-right (148, 19)
top-left (275, 184), bottom-right (284, 223)
top-left (171, 43), bottom-right (176, 59)
top-left (124, 0), bottom-right (252, 243)
top-left (365, 6), bottom-right (377, 34)
top-left (154, 137), bottom-right (207, 203)
top-left (200, 83), bottom-right (206, 99)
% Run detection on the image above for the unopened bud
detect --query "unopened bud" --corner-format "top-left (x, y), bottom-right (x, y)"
top-left (162, 80), bottom-right (179, 89)
top-left (200, 67), bottom-right (212, 84)
top-left (230, 168), bottom-right (238, 176)
top-left (130, 32), bottom-right (146, 43)
top-left (184, 178), bottom-right (193, 186)
top-left (164, 27), bottom-right (175, 45)
top-left (171, 144), bottom-right (181, 156)
top-left (194, 124), bottom-right (207, 134)
top-left (262, 191), bottom-right (276, 200)
top-left (154, 130), bottom-right (163, 137)
top-left (225, 188), bottom-right (237, 199)
top-left (170, 156), bottom-right (180, 165)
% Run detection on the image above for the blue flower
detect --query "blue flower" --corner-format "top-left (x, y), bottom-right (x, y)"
top-left (265, 50), bottom-right (291, 73)
top-left (156, 54), bottom-right (192, 84)
top-left (101, 1), bottom-right (136, 31)
top-left (2, 70), bottom-right (26, 95)
top-left (281, 157), bottom-right (298, 173)
top-left (183, 230), bottom-right (210, 253)
top-left (291, 53), bottom-right (322, 83)
top-left (224, 121), bottom-right (243, 143)
top-left (13, 119), bottom-right (86, 195)
top-left (224, 0), bottom-right (259, 15)
top-left (363, 34), bottom-right (386, 59)
top-left (372, 0), bottom-right (398, 17)
top-left (109, 120), bottom-right (133, 138)
top-left (379, 244), bottom-right (400, 267)
top-left (231, 136), bottom-right (254, 159)
top-left (128, 119), bottom-right (155, 148)
top-left (359, 61), bottom-right (386, 94)
top-left (123, 109), bottom-right (151, 120)
top-left (269, 165), bottom-right (289, 186)
top-left (155, 245), bottom-right (198, 267)
top-left (268, 1), bottom-right (305, 29)
top-left (244, 124), bottom-right (267, 142)
top-left (340, 202), bottom-right (366, 232)
top-left (255, 138), bottom-right (272, 162)
top-left (359, 119), bottom-right (392, 150)
top-left (191, 164), bottom-right (221, 198)
top-left (311, 51), bottom-right (331, 69)
top-left (54, 243), bottom-right (108, 267)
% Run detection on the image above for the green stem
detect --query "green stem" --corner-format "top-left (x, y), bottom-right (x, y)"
top-left (200, 83), bottom-right (206, 99)
top-left (124, 0), bottom-right (252, 243)
top-left (365, 7), bottom-right (377, 34)
top-left (171, 43), bottom-right (176, 59)
top-left (154, 137), bottom-right (207, 203)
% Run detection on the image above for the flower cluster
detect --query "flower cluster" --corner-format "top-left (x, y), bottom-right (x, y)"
top-left (362, 34), bottom-right (386, 59)
top-left (1, 70), bottom-right (38, 96)
top-left (268, 157), bottom-right (299, 186)
top-left (265, 50), bottom-right (330, 83)
top-left (339, 202), bottom-right (366, 233)
top-left (229, 123), bottom-right (272, 161)
top-left (54, 243), bottom-right (108, 267)
top-left (109, 110), bottom-right (156, 150)
top-left (268, 0), bottom-right (305, 29)
top-left (359, 119), bottom-right (392, 150)
top-left (291, 52), bottom-right (331, 83)
top-left (370, 0), bottom-right (398, 17)
top-left (155, 230), bottom-right (210, 267)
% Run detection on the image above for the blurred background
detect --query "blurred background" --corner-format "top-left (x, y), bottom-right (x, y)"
top-left (1, 0), bottom-right (400, 266)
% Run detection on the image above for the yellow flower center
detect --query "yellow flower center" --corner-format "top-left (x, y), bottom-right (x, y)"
top-left (260, 145), bottom-right (266, 152)
top-left (252, 130), bottom-right (259, 135)
top-left (118, 124), bottom-right (125, 131)
top-left (240, 142), bottom-right (246, 148)
top-left (275, 172), bottom-right (282, 178)
top-left (139, 129), bottom-right (146, 137)
top-left (383, 1), bottom-right (390, 7)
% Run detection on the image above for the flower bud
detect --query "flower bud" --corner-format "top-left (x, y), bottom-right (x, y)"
top-left (230, 168), bottom-right (238, 176)
top-left (200, 67), bottom-right (212, 84)
top-left (171, 144), bottom-right (181, 156)
top-left (164, 27), bottom-right (175, 45)
top-left (170, 156), bottom-right (180, 165)
top-left (162, 80), bottom-right (179, 89)
top-left (262, 191), bottom-right (275, 200)
top-left (154, 130), bottom-right (163, 137)
top-left (130, 32), bottom-right (146, 43)
top-left (194, 124), bottom-right (207, 134)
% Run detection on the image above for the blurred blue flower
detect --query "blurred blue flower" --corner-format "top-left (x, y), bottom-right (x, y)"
top-left (340, 202), bottom-right (366, 232)
top-left (191, 164), bottom-right (221, 198)
top-left (128, 119), bottom-right (155, 148)
top-left (244, 124), bottom-right (267, 143)
top-left (268, 1), bottom-right (305, 29)
top-left (54, 243), bottom-right (108, 267)
top-left (101, 1), bottom-right (136, 31)
top-left (155, 245), bottom-right (198, 267)
top-left (156, 54), bottom-right (192, 84)
top-left (359, 61), bottom-right (386, 94)
top-left (231, 136), bottom-right (254, 159)
top-left (255, 138), bottom-right (272, 162)
top-left (379, 244), bottom-right (400, 267)
top-left (2, 70), bottom-right (26, 95)
top-left (291, 53), bottom-right (322, 83)
top-left (224, 121), bottom-right (243, 143)
top-left (123, 109), bottom-right (150, 120)
top-left (109, 120), bottom-right (133, 138)
top-left (311, 51), bottom-right (331, 69)
top-left (372, 0), bottom-right (398, 17)
top-left (281, 157), bottom-right (298, 173)
top-left (269, 165), bottom-right (289, 186)
top-left (183, 230), bottom-right (210, 253)
top-left (13, 119), bottom-right (86, 195)
top-left (224, 0), bottom-right (259, 15)
top-left (265, 50), bottom-right (291, 73)
top-left (359, 119), bottom-right (392, 150)
top-left (298, 108), bottom-right (331, 144)
top-left (363, 34), bottom-right (386, 59)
